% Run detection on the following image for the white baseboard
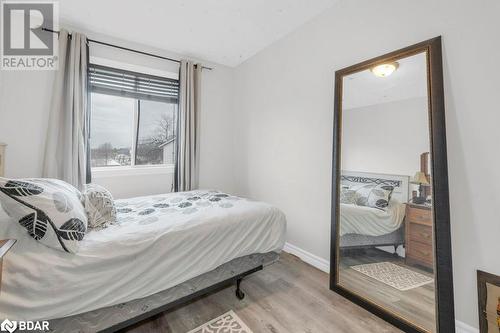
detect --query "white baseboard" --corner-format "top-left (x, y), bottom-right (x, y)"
top-left (282, 242), bottom-right (478, 333)
top-left (283, 242), bottom-right (330, 273)
top-left (455, 320), bottom-right (479, 333)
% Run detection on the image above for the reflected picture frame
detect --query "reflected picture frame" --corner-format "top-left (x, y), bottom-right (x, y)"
top-left (330, 37), bottom-right (455, 333)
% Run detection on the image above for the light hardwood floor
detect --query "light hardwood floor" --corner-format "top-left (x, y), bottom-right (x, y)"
top-left (122, 252), bottom-right (402, 333)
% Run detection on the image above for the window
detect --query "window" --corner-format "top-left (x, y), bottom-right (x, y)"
top-left (90, 94), bottom-right (135, 167)
top-left (89, 64), bottom-right (179, 169)
top-left (136, 100), bottom-right (177, 166)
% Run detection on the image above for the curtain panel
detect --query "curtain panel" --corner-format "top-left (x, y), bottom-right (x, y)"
top-left (43, 30), bottom-right (90, 190)
top-left (175, 60), bottom-right (202, 192)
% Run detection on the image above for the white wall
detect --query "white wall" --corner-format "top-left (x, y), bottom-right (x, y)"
top-left (233, 0), bottom-right (500, 329)
top-left (199, 64), bottom-right (236, 193)
top-left (342, 97), bottom-right (429, 177)
top-left (0, 70), bottom-right (54, 178)
top-left (0, 28), bottom-right (235, 198)
top-left (91, 168), bottom-right (174, 200)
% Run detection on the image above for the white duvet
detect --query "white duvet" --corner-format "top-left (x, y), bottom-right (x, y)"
top-left (340, 200), bottom-right (406, 236)
top-left (0, 190), bottom-right (286, 321)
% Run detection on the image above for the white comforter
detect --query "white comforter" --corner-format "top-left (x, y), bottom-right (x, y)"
top-left (340, 200), bottom-right (406, 236)
top-left (0, 190), bottom-right (286, 321)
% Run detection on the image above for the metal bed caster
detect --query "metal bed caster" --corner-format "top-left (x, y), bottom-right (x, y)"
top-left (235, 278), bottom-right (245, 300)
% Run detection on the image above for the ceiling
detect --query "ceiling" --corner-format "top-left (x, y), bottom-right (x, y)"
top-left (343, 52), bottom-right (428, 110)
top-left (58, 0), bottom-right (338, 67)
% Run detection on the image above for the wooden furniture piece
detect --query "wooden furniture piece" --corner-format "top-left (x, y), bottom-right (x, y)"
top-left (0, 239), bottom-right (16, 291)
top-left (477, 270), bottom-right (500, 333)
top-left (405, 203), bottom-right (433, 270)
top-left (0, 143), bottom-right (6, 177)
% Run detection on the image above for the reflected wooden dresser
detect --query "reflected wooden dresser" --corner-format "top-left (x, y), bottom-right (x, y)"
top-left (405, 203), bottom-right (433, 270)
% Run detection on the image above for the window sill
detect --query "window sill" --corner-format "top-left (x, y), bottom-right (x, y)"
top-left (92, 165), bottom-right (175, 178)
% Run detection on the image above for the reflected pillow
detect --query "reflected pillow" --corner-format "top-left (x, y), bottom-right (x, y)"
top-left (0, 177), bottom-right (87, 253)
top-left (340, 187), bottom-right (357, 204)
top-left (83, 183), bottom-right (116, 229)
top-left (351, 184), bottom-right (394, 210)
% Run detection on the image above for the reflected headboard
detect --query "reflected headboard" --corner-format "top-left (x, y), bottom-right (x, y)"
top-left (341, 170), bottom-right (410, 203)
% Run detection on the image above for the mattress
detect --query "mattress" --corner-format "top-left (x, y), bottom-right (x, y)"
top-left (49, 252), bottom-right (279, 333)
top-left (0, 190), bottom-right (286, 321)
top-left (340, 200), bottom-right (406, 237)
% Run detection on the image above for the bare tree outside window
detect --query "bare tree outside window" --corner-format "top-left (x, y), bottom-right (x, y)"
top-left (135, 100), bottom-right (177, 166)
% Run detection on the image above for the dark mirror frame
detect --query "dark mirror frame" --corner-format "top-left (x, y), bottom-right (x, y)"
top-left (330, 37), bottom-right (455, 333)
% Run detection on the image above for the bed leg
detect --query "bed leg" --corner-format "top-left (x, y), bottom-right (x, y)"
top-left (235, 278), bottom-right (245, 300)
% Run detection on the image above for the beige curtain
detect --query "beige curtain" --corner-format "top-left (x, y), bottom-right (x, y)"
top-left (175, 60), bottom-right (201, 192)
top-left (43, 30), bottom-right (89, 190)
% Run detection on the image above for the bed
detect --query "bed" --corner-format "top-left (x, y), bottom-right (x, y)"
top-left (339, 171), bottom-right (409, 251)
top-left (0, 189), bottom-right (286, 332)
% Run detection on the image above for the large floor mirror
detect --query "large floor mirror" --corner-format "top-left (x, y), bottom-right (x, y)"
top-left (330, 37), bottom-right (455, 332)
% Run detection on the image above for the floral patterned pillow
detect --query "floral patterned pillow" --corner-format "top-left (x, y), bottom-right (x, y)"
top-left (83, 183), bottom-right (117, 229)
top-left (0, 177), bottom-right (87, 253)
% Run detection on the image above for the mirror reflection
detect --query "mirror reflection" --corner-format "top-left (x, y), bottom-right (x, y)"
top-left (338, 52), bottom-right (436, 332)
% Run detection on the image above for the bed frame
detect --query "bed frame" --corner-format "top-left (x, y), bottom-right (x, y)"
top-left (48, 252), bottom-right (279, 333)
top-left (339, 171), bottom-right (410, 251)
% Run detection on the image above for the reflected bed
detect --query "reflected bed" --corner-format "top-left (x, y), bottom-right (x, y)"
top-left (339, 171), bottom-right (409, 250)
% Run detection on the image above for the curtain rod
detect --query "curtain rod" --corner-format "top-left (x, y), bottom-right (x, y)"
top-left (42, 28), bottom-right (213, 70)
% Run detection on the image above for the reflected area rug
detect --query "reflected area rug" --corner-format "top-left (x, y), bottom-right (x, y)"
top-left (351, 262), bottom-right (434, 291)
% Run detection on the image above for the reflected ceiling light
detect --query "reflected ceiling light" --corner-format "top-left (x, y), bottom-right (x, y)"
top-left (370, 62), bottom-right (399, 77)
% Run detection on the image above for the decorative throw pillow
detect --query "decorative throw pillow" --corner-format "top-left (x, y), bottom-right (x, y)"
top-left (0, 177), bottom-right (87, 253)
top-left (340, 187), bottom-right (357, 204)
top-left (83, 183), bottom-right (116, 229)
top-left (351, 184), bottom-right (394, 210)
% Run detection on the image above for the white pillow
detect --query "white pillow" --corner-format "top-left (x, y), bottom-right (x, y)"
top-left (0, 177), bottom-right (88, 253)
top-left (340, 187), bottom-right (357, 204)
top-left (83, 183), bottom-right (117, 229)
